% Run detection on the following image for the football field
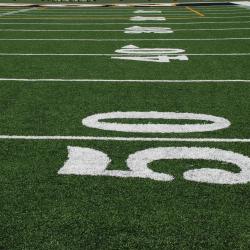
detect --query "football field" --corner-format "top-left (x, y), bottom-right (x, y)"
top-left (0, 1), bottom-right (250, 249)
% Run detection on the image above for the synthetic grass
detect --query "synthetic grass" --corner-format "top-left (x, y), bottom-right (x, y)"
top-left (0, 3), bottom-right (250, 250)
top-left (0, 140), bottom-right (250, 250)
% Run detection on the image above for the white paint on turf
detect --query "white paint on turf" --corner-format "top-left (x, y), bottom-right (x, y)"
top-left (114, 45), bottom-right (183, 55)
top-left (58, 147), bottom-right (111, 175)
top-left (58, 146), bottom-right (172, 181)
top-left (112, 55), bottom-right (188, 63)
top-left (124, 26), bottom-right (173, 34)
top-left (133, 10), bottom-right (162, 14)
top-left (130, 147), bottom-right (250, 184)
top-left (0, 8), bottom-right (36, 17)
top-left (82, 112), bottom-right (230, 133)
top-left (1, 135), bottom-right (250, 142)
top-left (2, 15), bottom-right (250, 20)
top-left (1, 53), bottom-right (250, 57)
top-left (0, 78), bottom-right (250, 83)
top-left (1, 21), bottom-right (250, 25)
top-left (232, 1), bottom-right (250, 7)
top-left (112, 45), bottom-right (188, 63)
top-left (1, 38), bottom-right (250, 41)
top-left (1, 27), bottom-right (250, 32)
top-left (130, 16), bottom-right (166, 21)
top-left (58, 146), bottom-right (250, 184)
top-left (182, 147), bottom-right (250, 184)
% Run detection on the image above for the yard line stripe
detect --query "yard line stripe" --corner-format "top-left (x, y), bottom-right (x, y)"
top-left (204, 12), bottom-right (250, 15)
top-left (0, 135), bottom-right (250, 142)
top-left (19, 10), bottom-right (250, 13)
top-left (31, 8), bottom-right (247, 12)
top-left (0, 38), bottom-right (249, 41)
top-left (0, 78), bottom-right (249, 83)
top-left (25, 10), bottom-right (243, 14)
top-left (13, 14), bottom-right (196, 16)
top-left (0, 8), bottom-right (37, 17)
top-left (4, 13), bottom-right (250, 16)
top-left (1, 27), bottom-right (250, 32)
top-left (13, 15), bottom-right (196, 18)
top-left (175, 27), bottom-right (250, 31)
top-left (0, 53), bottom-right (250, 56)
top-left (0, 29), bottom-right (124, 32)
top-left (1, 15), bottom-right (250, 19)
top-left (0, 21), bottom-right (250, 25)
top-left (203, 10), bottom-right (250, 12)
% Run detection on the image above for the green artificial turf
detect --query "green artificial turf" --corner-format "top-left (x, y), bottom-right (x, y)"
top-left (0, 3), bottom-right (250, 250)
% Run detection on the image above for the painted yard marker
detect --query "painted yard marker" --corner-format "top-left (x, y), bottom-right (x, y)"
top-left (114, 46), bottom-right (185, 55)
top-left (82, 112), bottom-right (230, 133)
top-left (130, 16), bottom-right (166, 21)
top-left (58, 146), bottom-right (250, 184)
top-left (58, 112), bottom-right (250, 184)
top-left (124, 26), bottom-right (173, 34)
top-left (112, 45), bottom-right (188, 63)
top-left (133, 10), bottom-right (162, 14)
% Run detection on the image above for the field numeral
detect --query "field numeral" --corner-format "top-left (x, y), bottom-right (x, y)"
top-left (58, 146), bottom-right (250, 185)
top-left (82, 111), bottom-right (230, 133)
top-left (130, 16), bottom-right (166, 21)
top-left (112, 45), bottom-right (188, 63)
top-left (124, 26), bottom-right (173, 34)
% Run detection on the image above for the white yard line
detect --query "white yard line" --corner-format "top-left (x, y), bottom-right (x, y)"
top-left (0, 21), bottom-right (250, 25)
top-left (0, 8), bottom-right (36, 17)
top-left (175, 27), bottom-right (250, 31)
top-left (203, 10), bottom-right (250, 12)
top-left (0, 135), bottom-right (250, 143)
top-left (25, 9), bottom-right (249, 13)
top-left (0, 27), bottom-right (250, 32)
top-left (0, 78), bottom-right (249, 83)
top-left (202, 12), bottom-right (250, 15)
top-left (0, 29), bottom-right (124, 32)
top-left (30, 11), bottom-right (188, 13)
top-left (13, 12), bottom-right (250, 16)
top-left (15, 14), bottom-right (196, 16)
top-left (0, 53), bottom-right (250, 56)
top-left (1, 15), bottom-right (250, 19)
top-left (0, 38), bottom-right (249, 41)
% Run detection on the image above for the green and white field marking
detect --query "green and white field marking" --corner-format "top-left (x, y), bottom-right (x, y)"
top-left (0, 2), bottom-right (250, 250)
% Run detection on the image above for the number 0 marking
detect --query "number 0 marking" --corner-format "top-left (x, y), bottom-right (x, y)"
top-left (82, 112), bottom-right (231, 133)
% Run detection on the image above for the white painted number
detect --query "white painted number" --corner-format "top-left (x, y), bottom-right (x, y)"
top-left (133, 10), bottom-right (162, 14)
top-left (124, 26), bottom-right (173, 34)
top-left (112, 45), bottom-right (188, 63)
top-left (58, 146), bottom-right (172, 181)
top-left (112, 55), bottom-right (188, 63)
top-left (130, 16), bottom-right (166, 21)
top-left (115, 45), bottom-right (184, 55)
top-left (82, 111), bottom-right (231, 133)
top-left (58, 147), bottom-right (250, 185)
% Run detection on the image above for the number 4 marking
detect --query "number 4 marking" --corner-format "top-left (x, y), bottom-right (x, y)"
top-left (124, 26), bottom-right (173, 34)
top-left (112, 55), bottom-right (188, 63)
top-left (112, 45), bottom-right (188, 63)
